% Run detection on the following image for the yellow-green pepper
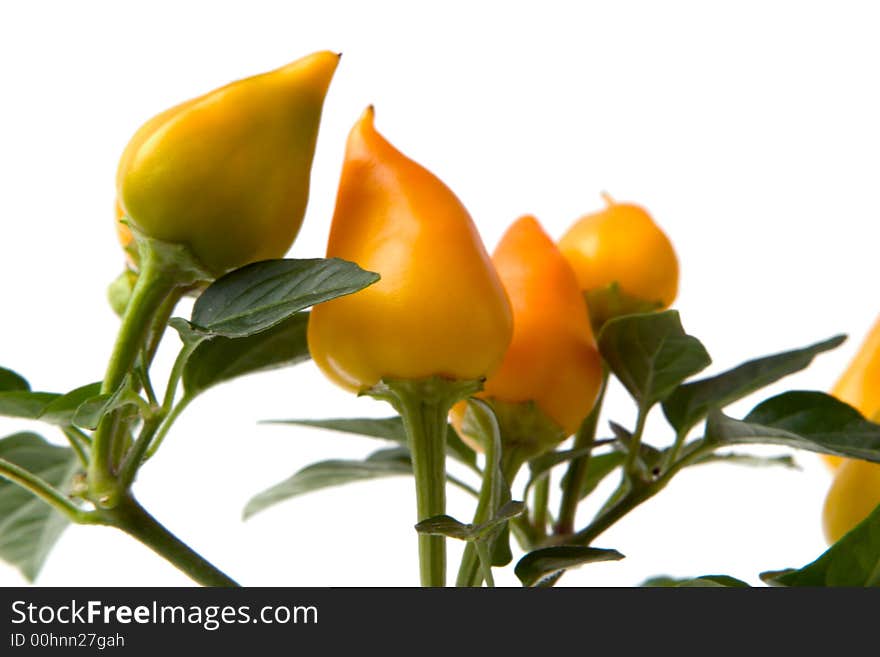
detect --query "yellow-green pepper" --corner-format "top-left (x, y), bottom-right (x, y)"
top-left (116, 51), bottom-right (339, 275)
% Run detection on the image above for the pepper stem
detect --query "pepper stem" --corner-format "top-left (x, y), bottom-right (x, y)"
top-left (366, 376), bottom-right (482, 587)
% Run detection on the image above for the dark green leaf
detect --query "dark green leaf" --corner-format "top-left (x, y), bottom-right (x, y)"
top-left (693, 452), bottom-right (799, 470)
top-left (0, 432), bottom-right (79, 581)
top-left (663, 335), bottom-right (846, 436)
top-left (37, 382), bottom-right (102, 426)
top-left (243, 449), bottom-right (412, 519)
top-left (191, 258), bottom-right (379, 338)
top-left (583, 283), bottom-right (664, 334)
top-left (266, 416), bottom-right (477, 471)
top-left (642, 574), bottom-right (750, 587)
top-left (183, 312), bottom-right (310, 397)
top-left (761, 503), bottom-right (880, 586)
top-left (415, 502), bottom-right (525, 541)
top-left (706, 391), bottom-right (880, 462)
top-left (0, 391), bottom-right (60, 420)
top-left (515, 546), bottom-right (624, 587)
top-left (414, 515), bottom-right (472, 540)
top-left (598, 310), bottom-right (711, 407)
top-left (0, 367), bottom-right (29, 392)
top-left (243, 447), bottom-right (476, 520)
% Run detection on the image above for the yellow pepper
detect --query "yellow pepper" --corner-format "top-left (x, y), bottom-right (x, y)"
top-left (822, 458), bottom-right (880, 543)
top-left (116, 51), bottom-right (339, 275)
top-left (307, 107), bottom-right (513, 391)
top-left (453, 216), bottom-right (602, 456)
top-left (558, 194), bottom-right (678, 324)
top-left (824, 314), bottom-right (880, 469)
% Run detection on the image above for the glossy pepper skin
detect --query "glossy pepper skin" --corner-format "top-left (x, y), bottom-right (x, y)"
top-left (307, 107), bottom-right (513, 391)
top-left (116, 51), bottom-right (339, 275)
top-left (461, 216), bottom-right (602, 444)
top-left (822, 458), bottom-right (880, 543)
top-left (824, 315), bottom-right (880, 469)
top-left (558, 194), bottom-right (679, 312)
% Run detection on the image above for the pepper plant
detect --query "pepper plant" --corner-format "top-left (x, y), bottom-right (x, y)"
top-left (2, 52), bottom-right (880, 587)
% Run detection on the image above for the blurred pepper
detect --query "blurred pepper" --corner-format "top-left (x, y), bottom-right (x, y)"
top-left (824, 314), bottom-right (880, 469)
top-left (558, 194), bottom-right (678, 327)
top-left (307, 107), bottom-right (513, 391)
top-left (453, 216), bottom-right (602, 458)
top-left (116, 51), bottom-right (339, 275)
top-left (822, 458), bottom-right (880, 543)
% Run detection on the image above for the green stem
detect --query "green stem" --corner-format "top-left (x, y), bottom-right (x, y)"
top-left (623, 402), bottom-right (649, 479)
top-left (140, 288), bottom-right (185, 371)
top-left (531, 474), bottom-right (550, 538)
top-left (62, 427), bottom-right (90, 467)
top-left (146, 397), bottom-right (191, 459)
top-left (402, 397), bottom-right (448, 587)
top-left (556, 368), bottom-right (609, 535)
top-left (0, 457), bottom-right (95, 523)
top-left (663, 428), bottom-right (688, 471)
top-left (369, 377), bottom-right (480, 587)
top-left (88, 249), bottom-right (178, 508)
top-left (456, 445), bottom-right (527, 587)
top-left (103, 494), bottom-right (238, 587)
top-left (571, 442), bottom-right (712, 546)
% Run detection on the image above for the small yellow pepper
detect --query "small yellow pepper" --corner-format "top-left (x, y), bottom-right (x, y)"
top-left (454, 216), bottom-right (602, 457)
top-left (116, 51), bottom-right (339, 275)
top-left (824, 314), bottom-right (880, 469)
top-left (558, 194), bottom-right (679, 322)
top-left (307, 107), bottom-right (513, 391)
top-left (822, 458), bottom-right (880, 544)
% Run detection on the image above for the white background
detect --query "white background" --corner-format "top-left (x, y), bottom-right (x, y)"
top-left (1, 0), bottom-right (878, 587)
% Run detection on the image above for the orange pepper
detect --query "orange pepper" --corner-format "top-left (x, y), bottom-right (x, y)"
top-left (307, 107), bottom-right (513, 391)
top-left (558, 194), bottom-right (678, 321)
top-left (453, 216), bottom-right (602, 457)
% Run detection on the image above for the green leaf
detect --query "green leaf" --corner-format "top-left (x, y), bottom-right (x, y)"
top-left (609, 421), bottom-right (663, 474)
top-left (37, 382), bottom-right (102, 426)
top-left (598, 310), bottom-right (711, 407)
top-left (183, 312), bottom-right (310, 398)
top-left (415, 501), bottom-right (525, 541)
top-left (515, 546), bottom-right (624, 587)
top-left (64, 379), bottom-right (142, 431)
top-left (662, 335), bottom-right (846, 436)
top-left (583, 283), bottom-right (663, 334)
top-left (0, 391), bottom-right (60, 420)
top-left (267, 416), bottom-right (477, 471)
top-left (564, 452), bottom-right (627, 501)
top-left (0, 367), bottom-right (29, 392)
top-left (761, 504), bottom-right (880, 586)
top-left (243, 447), bottom-right (476, 520)
top-left (642, 574), bottom-right (750, 587)
top-left (0, 432), bottom-right (79, 581)
top-left (693, 452), bottom-right (799, 470)
top-left (243, 448), bottom-right (413, 519)
top-left (190, 258), bottom-right (379, 339)
top-left (525, 447), bottom-right (595, 496)
top-left (705, 391), bottom-right (880, 462)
